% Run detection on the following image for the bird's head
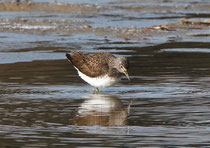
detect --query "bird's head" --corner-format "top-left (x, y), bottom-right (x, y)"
top-left (115, 57), bottom-right (130, 81)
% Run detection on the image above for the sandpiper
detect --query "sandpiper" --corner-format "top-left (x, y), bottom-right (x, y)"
top-left (66, 51), bottom-right (130, 93)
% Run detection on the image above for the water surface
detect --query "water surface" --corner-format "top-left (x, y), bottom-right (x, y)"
top-left (1, 0), bottom-right (210, 147)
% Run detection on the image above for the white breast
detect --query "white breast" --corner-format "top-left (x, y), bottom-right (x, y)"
top-left (76, 69), bottom-right (121, 88)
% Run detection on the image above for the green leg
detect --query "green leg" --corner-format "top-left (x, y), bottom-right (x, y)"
top-left (92, 87), bottom-right (95, 94)
top-left (95, 88), bottom-right (99, 94)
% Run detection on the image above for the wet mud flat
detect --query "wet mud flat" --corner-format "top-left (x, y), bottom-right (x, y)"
top-left (1, 0), bottom-right (210, 147)
top-left (0, 0), bottom-right (210, 40)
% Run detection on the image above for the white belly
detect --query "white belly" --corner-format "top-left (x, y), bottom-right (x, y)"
top-left (77, 70), bottom-right (121, 88)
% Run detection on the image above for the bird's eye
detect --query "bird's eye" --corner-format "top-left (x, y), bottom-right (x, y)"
top-left (120, 65), bottom-right (124, 69)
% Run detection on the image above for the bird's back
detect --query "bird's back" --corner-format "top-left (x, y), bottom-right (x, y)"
top-left (66, 51), bottom-right (115, 77)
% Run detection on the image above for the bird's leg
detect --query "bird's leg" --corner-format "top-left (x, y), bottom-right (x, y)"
top-left (92, 87), bottom-right (95, 94)
top-left (95, 88), bottom-right (99, 94)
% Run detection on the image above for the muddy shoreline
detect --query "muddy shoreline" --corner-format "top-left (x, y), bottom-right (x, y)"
top-left (0, 1), bottom-right (210, 41)
top-left (0, 15), bottom-right (210, 42)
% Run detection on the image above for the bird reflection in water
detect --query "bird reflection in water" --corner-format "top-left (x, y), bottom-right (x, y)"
top-left (73, 94), bottom-right (130, 126)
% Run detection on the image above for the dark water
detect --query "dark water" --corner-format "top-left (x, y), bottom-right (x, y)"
top-left (1, 0), bottom-right (210, 147)
top-left (1, 39), bottom-right (210, 147)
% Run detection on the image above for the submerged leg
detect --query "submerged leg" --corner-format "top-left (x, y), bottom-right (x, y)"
top-left (92, 87), bottom-right (95, 94)
top-left (95, 88), bottom-right (99, 94)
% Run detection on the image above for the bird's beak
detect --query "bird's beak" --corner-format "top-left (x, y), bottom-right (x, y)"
top-left (122, 68), bottom-right (130, 81)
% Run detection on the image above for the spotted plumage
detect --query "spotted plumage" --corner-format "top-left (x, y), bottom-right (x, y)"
top-left (66, 51), bottom-right (130, 93)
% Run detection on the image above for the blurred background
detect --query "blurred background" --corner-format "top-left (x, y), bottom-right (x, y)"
top-left (0, 0), bottom-right (210, 147)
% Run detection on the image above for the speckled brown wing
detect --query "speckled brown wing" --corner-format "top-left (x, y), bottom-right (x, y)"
top-left (66, 51), bottom-right (114, 77)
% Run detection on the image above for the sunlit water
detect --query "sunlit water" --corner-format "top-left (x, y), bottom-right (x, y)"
top-left (1, 0), bottom-right (210, 147)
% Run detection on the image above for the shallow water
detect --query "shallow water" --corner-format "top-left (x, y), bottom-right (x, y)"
top-left (1, 0), bottom-right (210, 147)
